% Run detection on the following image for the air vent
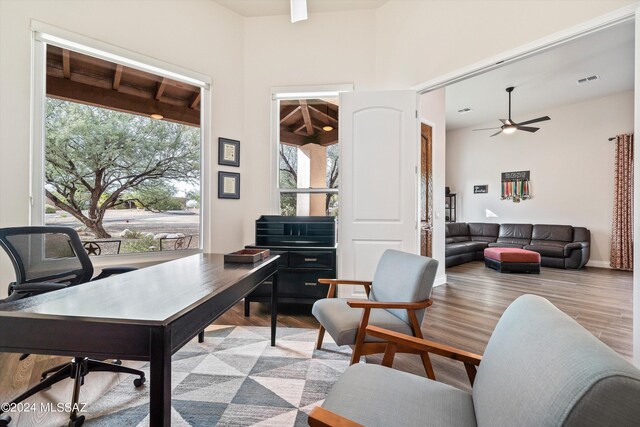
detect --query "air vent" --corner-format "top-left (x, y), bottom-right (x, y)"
top-left (457, 107), bottom-right (472, 114)
top-left (577, 75), bottom-right (600, 85)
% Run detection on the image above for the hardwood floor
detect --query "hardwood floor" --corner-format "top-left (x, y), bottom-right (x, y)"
top-left (0, 262), bottom-right (633, 424)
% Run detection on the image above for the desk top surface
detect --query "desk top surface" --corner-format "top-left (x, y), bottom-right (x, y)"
top-left (0, 254), bottom-right (278, 325)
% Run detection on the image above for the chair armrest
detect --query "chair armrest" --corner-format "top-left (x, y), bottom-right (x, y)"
top-left (366, 325), bottom-right (482, 366)
top-left (308, 407), bottom-right (364, 427)
top-left (346, 299), bottom-right (433, 310)
top-left (93, 266), bottom-right (137, 280)
top-left (318, 279), bottom-right (372, 298)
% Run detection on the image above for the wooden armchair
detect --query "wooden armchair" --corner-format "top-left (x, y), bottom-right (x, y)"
top-left (311, 249), bottom-right (439, 379)
top-left (308, 295), bottom-right (640, 427)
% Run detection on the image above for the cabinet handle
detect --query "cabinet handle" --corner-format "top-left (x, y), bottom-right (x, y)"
top-left (304, 258), bottom-right (318, 262)
top-left (305, 282), bottom-right (317, 286)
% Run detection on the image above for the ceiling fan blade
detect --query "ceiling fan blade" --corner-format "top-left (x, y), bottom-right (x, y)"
top-left (517, 116), bottom-right (550, 126)
top-left (490, 130), bottom-right (503, 137)
top-left (473, 127), bottom-right (501, 131)
top-left (516, 126), bottom-right (539, 133)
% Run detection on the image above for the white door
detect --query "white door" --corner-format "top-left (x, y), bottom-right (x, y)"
top-left (338, 90), bottom-right (419, 297)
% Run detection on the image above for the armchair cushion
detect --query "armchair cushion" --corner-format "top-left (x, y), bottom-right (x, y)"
top-left (369, 249), bottom-right (439, 323)
top-left (472, 295), bottom-right (640, 427)
top-left (312, 298), bottom-right (413, 346)
top-left (322, 364), bottom-right (477, 427)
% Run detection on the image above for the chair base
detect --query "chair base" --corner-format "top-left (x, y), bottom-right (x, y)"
top-left (0, 357), bottom-right (145, 426)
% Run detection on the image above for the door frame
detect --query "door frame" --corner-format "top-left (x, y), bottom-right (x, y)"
top-left (412, 3), bottom-right (639, 366)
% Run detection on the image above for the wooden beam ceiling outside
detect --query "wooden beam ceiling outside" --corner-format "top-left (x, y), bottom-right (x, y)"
top-left (189, 92), bottom-right (201, 109)
top-left (155, 78), bottom-right (167, 100)
top-left (62, 49), bottom-right (71, 79)
top-left (113, 64), bottom-right (123, 90)
top-left (47, 76), bottom-right (200, 126)
top-left (299, 100), bottom-right (314, 136)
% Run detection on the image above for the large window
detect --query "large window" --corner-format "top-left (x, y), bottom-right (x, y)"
top-left (35, 33), bottom-right (208, 256)
top-left (277, 97), bottom-right (340, 216)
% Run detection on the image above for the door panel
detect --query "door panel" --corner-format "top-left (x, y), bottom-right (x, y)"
top-left (339, 91), bottom-right (419, 298)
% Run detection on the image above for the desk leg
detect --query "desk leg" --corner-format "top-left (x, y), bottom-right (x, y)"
top-left (150, 327), bottom-right (172, 427)
top-left (271, 272), bottom-right (278, 347)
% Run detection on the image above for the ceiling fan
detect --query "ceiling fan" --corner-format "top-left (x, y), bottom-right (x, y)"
top-left (473, 87), bottom-right (550, 137)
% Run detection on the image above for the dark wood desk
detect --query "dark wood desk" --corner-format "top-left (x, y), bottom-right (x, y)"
top-left (0, 254), bottom-right (279, 426)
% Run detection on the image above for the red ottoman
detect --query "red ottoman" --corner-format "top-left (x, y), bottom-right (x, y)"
top-left (484, 248), bottom-right (541, 274)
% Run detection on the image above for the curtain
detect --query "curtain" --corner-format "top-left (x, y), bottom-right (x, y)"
top-left (610, 133), bottom-right (634, 270)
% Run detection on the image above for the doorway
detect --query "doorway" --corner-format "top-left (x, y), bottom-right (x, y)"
top-left (420, 122), bottom-right (433, 257)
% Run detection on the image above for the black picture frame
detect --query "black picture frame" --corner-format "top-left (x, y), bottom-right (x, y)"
top-left (474, 185), bottom-right (488, 194)
top-left (218, 137), bottom-right (240, 167)
top-left (218, 172), bottom-right (240, 199)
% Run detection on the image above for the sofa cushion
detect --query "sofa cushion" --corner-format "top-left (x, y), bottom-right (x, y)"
top-left (532, 224), bottom-right (573, 242)
top-left (312, 298), bottom-right (413, 346)
top-left (472, 295), bottom-right (640, 427)
top-left (323, 364), bottom-right (477, 427)
top-left (496, 224), bottom-right (533, 246)
top-left (446, 222), bottom-right (470, 238)
top-left (468, 223), bottom-right (500, 243)
top-left (488, 242), bottom-right (525, 249)
top-left (446, 242), bottom-right (471, 257)
top-left (524, 242), bottom-right (566, 258)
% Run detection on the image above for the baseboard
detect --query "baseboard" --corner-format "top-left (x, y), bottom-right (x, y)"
top-left (434, 274), bottom-right (448, 287)
top-left (586, 260), bottom-right (611, 269)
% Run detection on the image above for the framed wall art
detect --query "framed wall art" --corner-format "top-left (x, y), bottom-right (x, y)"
top-left (218, 171), bottom-right (240, 199)
top-left (218, 137), bottom-right (240, 167)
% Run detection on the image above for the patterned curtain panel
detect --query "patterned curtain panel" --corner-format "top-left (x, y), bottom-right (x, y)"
top-left (610, 133), bottom-right (634, 270)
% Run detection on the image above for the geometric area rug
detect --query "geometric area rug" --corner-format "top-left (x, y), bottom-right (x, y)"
top-left (83, 326), bottom-right (351, 426)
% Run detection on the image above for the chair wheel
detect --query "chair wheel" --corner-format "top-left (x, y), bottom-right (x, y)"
top-left (0, 414), bottom-right (11, 426)
top-left (134, 376), bottom-right (146, 387)
top-left (68, 415), bottom-right (85, 427)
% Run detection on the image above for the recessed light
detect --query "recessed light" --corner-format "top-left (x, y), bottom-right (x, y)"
top-left (150, 113), bottom-right (164, 120)
top-left (457, 108), bottom-right (472, 114)
top-left (322, 126), bottom-right (334, 131)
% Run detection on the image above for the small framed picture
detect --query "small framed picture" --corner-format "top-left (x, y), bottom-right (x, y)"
top-left (218, 172), bottom-right (240, 199)
top-left (474, 185), bottom-right (488, 194)
top-left (218, 137), bottom-right (240, 167)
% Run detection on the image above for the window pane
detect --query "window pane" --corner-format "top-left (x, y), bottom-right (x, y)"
top-left (44, 98), bottom-right (201, 255)
top-left (278, 98), bottom-right (339, 192)
top-left (279, 192), bottom-right (338, 217)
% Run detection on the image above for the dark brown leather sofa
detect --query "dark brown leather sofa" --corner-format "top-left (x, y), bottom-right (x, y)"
top-left (445, 222), bottom-right (590, 269)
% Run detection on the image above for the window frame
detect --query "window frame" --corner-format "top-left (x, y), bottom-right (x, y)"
top-left (270, 84), bottom-right (352, 215)
top-left (30, 21), bottom-right (211, 263)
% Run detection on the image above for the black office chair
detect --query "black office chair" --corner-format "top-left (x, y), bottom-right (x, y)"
top-left (0, 226), bottom-right (146, 427)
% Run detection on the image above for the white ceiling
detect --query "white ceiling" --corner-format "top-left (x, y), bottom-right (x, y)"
top-left (445, 21), bottom-right (635, 131)
top-left (215, 0), bottom-right (388, 17)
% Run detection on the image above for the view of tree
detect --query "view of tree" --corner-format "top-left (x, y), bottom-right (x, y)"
top-left (45, 99), bottom-right (200, 238)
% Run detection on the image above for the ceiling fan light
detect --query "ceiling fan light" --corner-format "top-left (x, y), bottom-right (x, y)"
top-left (290, 0), bottom-right (308, 23)
top-left (503, 126), bottom-right (517, 134)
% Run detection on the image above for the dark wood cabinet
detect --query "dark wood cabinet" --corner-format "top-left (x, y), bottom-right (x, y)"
top-left (244, 216), bottom-right (337, 315)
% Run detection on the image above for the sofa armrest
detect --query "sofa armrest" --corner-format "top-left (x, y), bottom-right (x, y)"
top-left (563, 242), bottom-right (589, 257)
top-left (308, 407), bottom-right (364, 427)
top-left (346, 299), bottom-right (433, 310)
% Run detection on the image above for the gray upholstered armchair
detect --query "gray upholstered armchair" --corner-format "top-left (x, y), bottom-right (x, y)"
top-left (309, 295), bottom-right (640, 427)
top-left (312, 249), bottom-right (439, 378)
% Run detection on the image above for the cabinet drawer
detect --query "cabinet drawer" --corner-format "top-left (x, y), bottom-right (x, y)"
top-left (289, 251), bottom-right (334, 269)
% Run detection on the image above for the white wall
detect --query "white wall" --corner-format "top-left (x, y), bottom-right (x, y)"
top-left (242, 10), bottom-right (377, 241)
top-left (446, 91), bottom-right (634, 266)
top-left (0, 0), bottom-right (245, 295)
top-left (375, 0), bottom-right (636, 89)
top-left (420, 89), bottom-right (447, 283)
